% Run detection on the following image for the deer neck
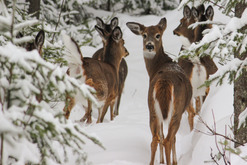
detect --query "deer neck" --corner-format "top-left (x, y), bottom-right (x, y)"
top-left (144, 46), bottom-right (173, 78)
top-left (104, 42), bottom-right (122, 72)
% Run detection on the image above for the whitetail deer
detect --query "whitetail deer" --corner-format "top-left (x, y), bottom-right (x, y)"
top-left (127, 18), bottom-right (192, 165)
top-left (25, 30), bottom-right (45, 57)
top-left (63, 26), bottom-right (127, 123)
top-left (93, 17), bottom-right (128, 117)
top-left (173, 5), bottom-right (218, 130)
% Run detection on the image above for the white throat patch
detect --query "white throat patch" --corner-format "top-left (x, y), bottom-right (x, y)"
top-left (143, 50), bottom-right (156, 59)
top-left (179, 36), bottom-right (191, 49)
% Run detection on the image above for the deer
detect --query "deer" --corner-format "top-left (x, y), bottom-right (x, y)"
top-left (93, 17), bottom-right (128, 117)
top-left (25, 30), bottom-right (45, 57)
top-left (25, 30), bottom-right (45, 102)
top-left (62, 26), bottom-right (127, 123)
top-left (127, 17), bottom-right (192, 165)
top-left (173, 5), bottom-right (218, 130)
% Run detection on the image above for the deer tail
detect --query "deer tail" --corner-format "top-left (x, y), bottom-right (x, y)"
top-left (62, 33), bottom-right (83, 70)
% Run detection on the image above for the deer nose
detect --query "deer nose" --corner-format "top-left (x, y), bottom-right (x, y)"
top-left (146, 43), bottom-right (154, 51)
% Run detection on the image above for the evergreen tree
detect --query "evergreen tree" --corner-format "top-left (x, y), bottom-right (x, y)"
top-left (179, 0), bottom-right (247, 147)
top-left (0, 1), bottom-right (103, 164)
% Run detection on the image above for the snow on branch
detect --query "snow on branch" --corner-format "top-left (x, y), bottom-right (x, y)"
top-left (0, 42), bottom-right (100, 164)
top-left (238, 107), bottom-right (247, 129)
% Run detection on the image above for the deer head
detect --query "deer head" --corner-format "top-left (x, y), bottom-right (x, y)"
top-left (25, 30), bottom-right (45, 56)
top-left (126, 18), bottom-right (167, 59)
top-left (96, 17), bottom-right (118, 34)
top-left (95, 25), bottom-right (127, 67)
top-left (173, 5), bottom-right (214, 47)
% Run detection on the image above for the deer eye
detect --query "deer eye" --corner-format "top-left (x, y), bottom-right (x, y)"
top-left (156, 34), bottom-right (160, 40)
top-left (143, 33), bottom-right (147, 39)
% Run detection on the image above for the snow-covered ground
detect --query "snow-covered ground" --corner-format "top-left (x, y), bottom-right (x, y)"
top-left (64, 6), bottom-right (247, 165)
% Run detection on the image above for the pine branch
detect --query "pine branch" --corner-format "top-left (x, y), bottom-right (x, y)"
top-left (51, 0), bottom-right (65, 43)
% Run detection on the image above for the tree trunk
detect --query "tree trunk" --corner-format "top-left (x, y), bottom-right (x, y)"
top-left (26, 0), bottom-right (41, 19)
top-left (107, 0), bottom-right (111, 11)
top-left (234, 2), bottom-right (247, 148)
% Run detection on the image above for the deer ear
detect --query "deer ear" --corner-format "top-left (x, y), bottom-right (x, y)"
top-left (126, 22), bottom-right (145, 35)
top-left (183, 5), bottom-right (191, 19)
top-left (192, 7), bottom-right (199, 20)
top-left (110, 17), bottom-right (118, 30)
top-left (205, 5), bottom-right (214, 20)
top-left (96, 17), bottom-right (105, 29)
top-left (112, 27), bottom-right (122, 42)
top-left (158, 17), bottom-right (167, 32)
top-left (95, 25), bottom-right (107, 41)
top-left (35, 30), bottom-right (45, 50)
top-left (197, 4), bottom-right (205, 15)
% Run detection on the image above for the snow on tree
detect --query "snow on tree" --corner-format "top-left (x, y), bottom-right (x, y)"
top-left (178, 0), bottom-right (247, 150)
top-left (0, 1), bottom-right (103, 165)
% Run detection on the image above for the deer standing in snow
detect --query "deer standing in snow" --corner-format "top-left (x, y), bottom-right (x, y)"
top-left (173, 5), bottom-right (218, 130)
top-left (93, 17), bottom-right (128, 117)
top-left (63, 26), bottom-right (127, 123)
top-left (127, 17), bottom-right (192, 165)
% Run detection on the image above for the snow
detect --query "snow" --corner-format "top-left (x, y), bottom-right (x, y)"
top-left (64, 5), bottom-right (246, 165)
top-left (1, 3), bottom-right (247, 165)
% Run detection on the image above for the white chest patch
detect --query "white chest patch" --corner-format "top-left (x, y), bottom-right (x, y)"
top-left (143, 50), bottom-right (156, 59)
top-left (190, 57), bottom-right (207, 97)
top-left (179, 36), bottom-right (191, 49)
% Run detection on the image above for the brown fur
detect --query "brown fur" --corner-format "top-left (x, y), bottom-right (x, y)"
top-left (92, 17), bottom-right (129, 117)
top-left (173, 5), bottom-right (218, 130)
top-left (63, 26), bottom-right (127, 123)
top-left (127, 17), bottom-right (192, 165)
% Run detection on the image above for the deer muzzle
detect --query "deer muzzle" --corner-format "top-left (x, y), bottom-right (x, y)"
top-left (146, 43), bottom-right (154, 51)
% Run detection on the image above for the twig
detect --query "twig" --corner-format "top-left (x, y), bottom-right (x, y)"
top-left (203, 0), bottom-right (235, 14)
top-left (197, 112), bottom-right (244, 146)
top-left (1, 134), bottom-right (3, 165)
top-left (51, 0), bottom-right (65, 43)
top-left (10, 0), bottom-right (17, 43)
top-left (210, 147), bottom-right (220, 165)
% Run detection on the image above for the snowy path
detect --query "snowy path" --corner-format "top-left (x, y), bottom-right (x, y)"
top-left (63, 7), bottom-right (247, 165)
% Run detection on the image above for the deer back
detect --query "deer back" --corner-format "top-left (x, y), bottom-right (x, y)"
top-left (127, 17), bottom-right (192, 165)
top-left (127, 17), bottom-right (192, 118)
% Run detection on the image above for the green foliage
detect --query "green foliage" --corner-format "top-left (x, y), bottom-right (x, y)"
top-left (84, 0), bottom-right (178, 15)
top-left (0, 1), bottom-right (102, 164)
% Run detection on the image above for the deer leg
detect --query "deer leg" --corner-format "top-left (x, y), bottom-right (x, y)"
top-left (172, 137), bottom-right (177, 165)
top-left (195, 96), bottom-right (201, 113)
top-left (114, 95), bottom-right (120, 116)
top-left (186, 101), bottom-right (195, 131)
top-left (164, 138), bottom-right (171, 165)
top-left (159, 122), bottom-right (165, 164)
top-left (150, 135), bottom-right (159, 165)
top-left (149, 119), bottom-right (161, 165)
top-left (86, 100), bottom-right (92, 124)
top-left (63, 95), bottom-right (75, 119)
top-left (165, 115), bottom-right (182, 165)
top-left (98, 103), bottom-right (109, 123)
top-left (80, 100), bottom-right (92, 124)
top-left (110, 101), bottom-right (116, 121)
top-left (205, 87), bottom-right (210, 98)
top-left (114, 85), bottom-right (123, 116)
